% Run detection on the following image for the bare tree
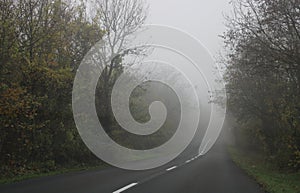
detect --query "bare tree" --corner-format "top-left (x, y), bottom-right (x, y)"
top-left (89, 0), bottom-right (148, 131)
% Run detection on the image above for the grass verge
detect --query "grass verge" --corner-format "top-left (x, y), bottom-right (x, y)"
top-left (0, 163), bottom-right (108, 185)
top-left (228, 146), bottom-right (300, 193)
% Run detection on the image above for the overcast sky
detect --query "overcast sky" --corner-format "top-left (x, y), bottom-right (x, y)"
top-left (146, 0), bottom-right (232, 55)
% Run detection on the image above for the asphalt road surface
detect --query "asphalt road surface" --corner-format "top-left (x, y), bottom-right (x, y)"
top-left (0, 142), bottom-right (264, 193)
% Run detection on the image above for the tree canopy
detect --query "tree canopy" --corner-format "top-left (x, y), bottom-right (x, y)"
top-left (223, 0), bottom-right (300, 170)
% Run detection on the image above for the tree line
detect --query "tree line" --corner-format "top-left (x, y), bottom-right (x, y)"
top-left (0, 0), bottom-right (152, 178)
top-left (223, 0), bottom-right (300, 171)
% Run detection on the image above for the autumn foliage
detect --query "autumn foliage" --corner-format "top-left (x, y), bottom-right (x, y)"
top-left (0, 0), bottom-right (104, 177)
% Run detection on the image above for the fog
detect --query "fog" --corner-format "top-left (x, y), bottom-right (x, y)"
top-left (144, 1), bottom-right (231, 154)
top-left (147, 0), bottom-right (232, 54)
top-left (73, 0), bottom-right (230, 169)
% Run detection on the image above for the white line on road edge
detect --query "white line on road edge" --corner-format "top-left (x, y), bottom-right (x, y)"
top-left (185, 160), bottom-right (191, 163)
top-left (113, 183), bottom-right (138, 193)
top-left (166, 166), bottom-right (177, 171)
top-left (199, 139), bottom-right (211, 155)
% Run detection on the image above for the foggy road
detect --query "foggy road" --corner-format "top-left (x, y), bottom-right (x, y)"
top-left (0, 143), bottom-right (264, 193)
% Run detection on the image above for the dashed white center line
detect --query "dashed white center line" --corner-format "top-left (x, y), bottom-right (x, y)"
top-left (166, 166), bottom-right (177, 171)
top-left (200, 139), bottom-right (212, 155)
top-left (113, 155), bottom-right (204, 192)
top-left (113, 183), bottom-right (138, 193)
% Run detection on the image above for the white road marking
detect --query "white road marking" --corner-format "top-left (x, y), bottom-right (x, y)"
top-left (166, 166), bottom-right (177, 171)
top-left (185, 160), bottom-right (191, 163)
top-left (113, 183), bottom-right (138, 193)
top-left (199, 139), bottom-right (211, 155)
